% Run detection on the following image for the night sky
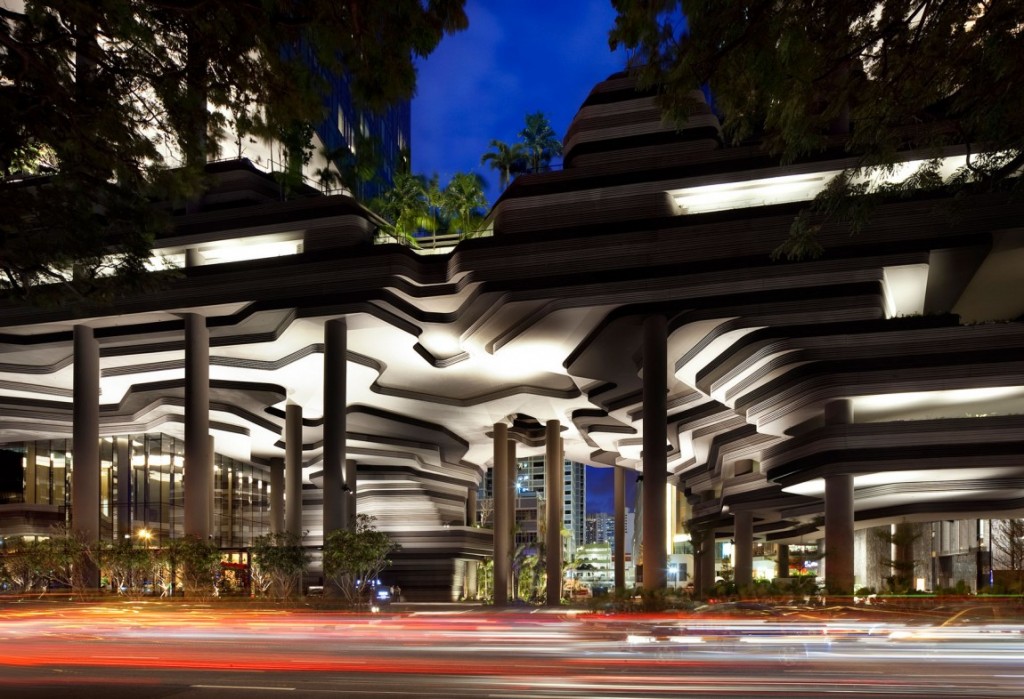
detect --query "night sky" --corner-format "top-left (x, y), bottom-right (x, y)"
top-left (585, 465), bottom-right (639, 515)
top-left (412, 2), bottom-right (632, 515)
top-left (411, 0), bottom-right (627, 204)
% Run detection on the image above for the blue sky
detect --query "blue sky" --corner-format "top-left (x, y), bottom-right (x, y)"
top-left (411, 0), bottom-right (627, 204)
top-left (412, 2), bottom-right (632, 514)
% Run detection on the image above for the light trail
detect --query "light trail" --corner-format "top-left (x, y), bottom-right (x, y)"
top-left (1, 603), bottom-right (1024, 697)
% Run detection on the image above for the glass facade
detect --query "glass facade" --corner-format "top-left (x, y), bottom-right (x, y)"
top-left (1, 434), bottom-right (269, 547)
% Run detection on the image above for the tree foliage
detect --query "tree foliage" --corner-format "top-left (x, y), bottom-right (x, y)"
top-left (992, 519), bottom-right (1024, 580)
top-left (250, 531), bottom-right (308, 598)
top-left (0, 536), bottom-right (51, 593)
top-left (0, 1), bottom-right (468, 300)
top-left (99, 537), bottom-right (157, 597)
top-left (165, 534), bottom-right (220, 599)
top-left (370, 170), bottom-right (488, 243)
top-left (321, 513), bottom-right (398, 606)
top-left (36, 525), bottom-right (92, 595)
top-left (518, 112), bottom-right (563, 174)
top-left (440, 171), bottom-right (488, 238)
top-left (370, 171), bottom-right (432, 244)
top-left (610, 1), bottom-right (1024, 257)
top-left (480, 139), bottom-right (527, 190)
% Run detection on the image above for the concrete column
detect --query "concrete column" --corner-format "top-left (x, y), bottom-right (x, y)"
top-left (183, 313), bottom-right (211, 539)
top-left (824, 398), bottom-right (855, 594)
top-left (115, 437), bottom-right (132, 540)
top-left (700, 528), bottom-right (716, 599)
top-left (225, 459), bottom-right (234, 545)
top-left (269, 458), bottom-right (284, 535)
top-left (208, 435), bottom-right (216, 543)
top-left (642, 313), bottom-right (668, 591)
top-left (506, 440), bottom-right (517, 527)
top-left (545, 419), bottom-right (562, 606)
top-left (285, 402), bottom-right (303, 536)
top-left (614, 466), bottom-right (626, 593)
top-left (343, 458), bottom-right (357, 531)
top-left (185, 248), bottom-right (205, 267)
top-left (72, 325), bottom-right (100, 587)
top-left (492, 422), bottom-right (509, 607)
top-left (825, 474), bottom-right (855, 593)
top-left (322, 318), bottom-right (347, 536)
top-left (777, 544), bottom-right (790, 578)
top-left (506, 439), bottom-right (517, 601)
top-left (466, 560), bottom-right (478, 599)
top-left (733, 510), bottom-right (753, 589)
top-left (466, 484), bottom-right (478, 527)
top-left (25, 443), bottom-right (37, 504)
top-left (693, 538), bottom-right (703, 594)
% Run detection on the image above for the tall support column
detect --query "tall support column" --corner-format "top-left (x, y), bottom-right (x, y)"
top-left (777, 544), bottom-right (790, 578)
top-left (343, 459), bottom-right (357, 530)
top-left (642, 313), bottom-right (668, 591)
top-left (545, 420), bottom-right (562, 606)
top-left (225, 460), bottom-right (234, 544)
top-left (285, 402), bottom-right (303, 537)
top-left (183, 313), bottom-right (211, 539)
top-left (693, 541), bottom-right (703, 595)
top-left (322, 318), bottom-right (347, 536)
top-left (492, 423), bottom-right (510, 607)
top-left (614, 466), bottom-right (626, 594)
top-left (825, 474), bottom-right (854, 593)
top-left (115, 437), bottom-right (132, 540)
top-left (733, 510), bottom-right (753, 589)
top-left (700, 529), bottom-right (716, 599)
top-left (208, 435), bottom-right (216, 543)
top-left (506, 439), bottom-right (517, 600)
top-left (466, 561), bottom-right (478, 599)
top-left (824, 399), bottom-right (855, 594)
top-left (466, 484), bottom-right (478, 527)
top-left (269, 458), bottom-right (284, 535)
top-left (72, 325), bottom-right (100, 587)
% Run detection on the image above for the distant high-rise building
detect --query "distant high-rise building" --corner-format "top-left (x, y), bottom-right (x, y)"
top-left (480, 456), bottom-right (587, 555)
top-left (585, 512), bottom-right (614, 545)
top-left (214, 41), bottom-right (410, 203)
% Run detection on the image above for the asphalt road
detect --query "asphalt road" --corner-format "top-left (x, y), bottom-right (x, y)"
top-left (2, 601), bottom-right (1024, 698)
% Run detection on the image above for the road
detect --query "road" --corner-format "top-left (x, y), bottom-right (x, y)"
top-left (2, 601), bottom-right (1023, 698)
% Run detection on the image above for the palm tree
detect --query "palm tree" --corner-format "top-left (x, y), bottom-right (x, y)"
top-left (480, 139), bottom-right (526, 190)
top-left (518, 112), bottom-right (563, 173)
top-left (368, 171), bottom-right (429, 245)
top-left (441, 172), bottom-right (488, 239)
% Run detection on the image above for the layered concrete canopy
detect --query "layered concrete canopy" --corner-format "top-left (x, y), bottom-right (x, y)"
top-left (2, 74), bottom-right (1023, 596)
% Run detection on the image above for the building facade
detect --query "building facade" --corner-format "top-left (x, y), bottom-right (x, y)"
top-left (479, 456), bottom-right (587, 555)
top-left (0, 72), bottom-right (1023, 600)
